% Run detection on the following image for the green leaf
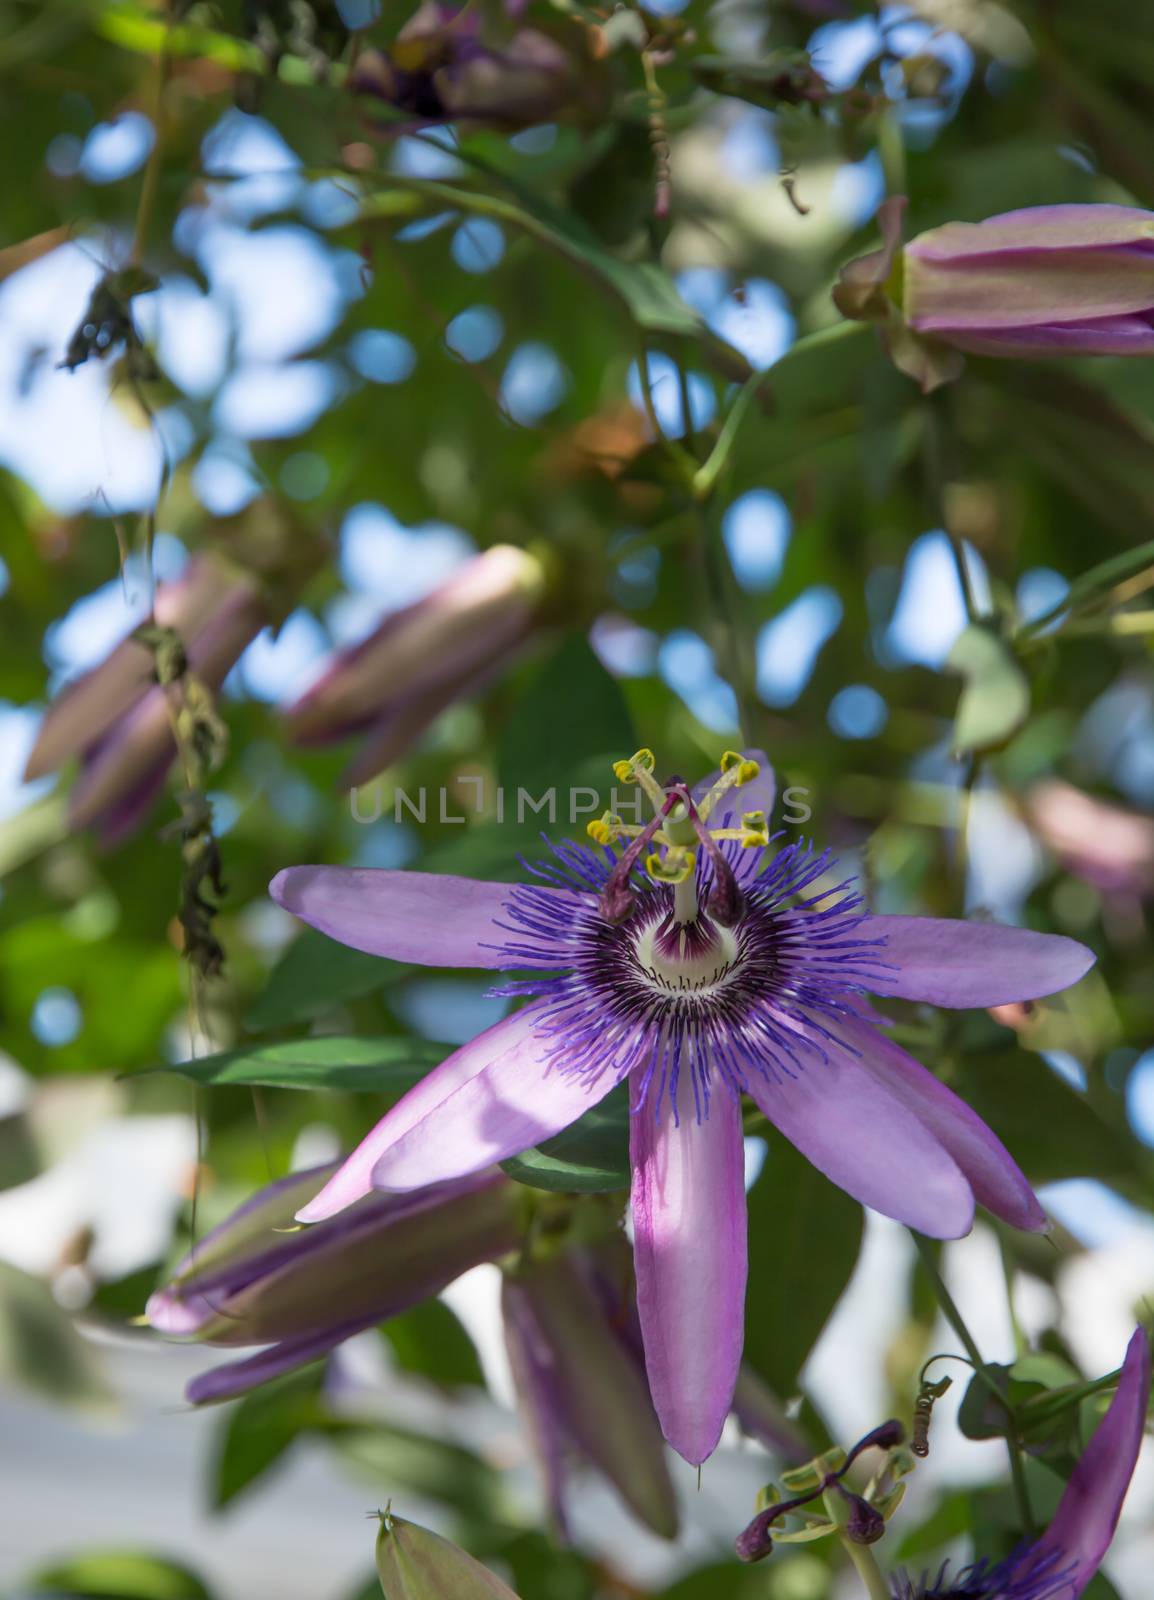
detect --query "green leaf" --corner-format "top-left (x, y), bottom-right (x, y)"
top-left (892, 1490), bottom-right (972, 1562)
top-left (497, 632), bottom-right (636, 798)
top-left (0, 1259), bottom-right (109, 1408)
top-left (21, 1552), bottom-right (214, 1600)
top-left (361, 182), bottom-right (750, 381)
top-left (952, 1052), bottom-right (1139, 1188)
top-left (330, 1424), bottom-right (504, 1520)
top-left (246, 929), bottom-right (408, 1031)
top-left (948, 624), bottom-right (1031, 756)
top-left (656, 1564), bottom-right (763, 1600)
top-left (381, 1299), bottom-right (486, 1390)
top-left (0, 1108), bottom-right (38, 1189)
top-left (501, 1085), bottom-right (630, 1193)
top-left (155, 1035), bottom-right (452, 1093)
top-left (210, 1367), bottom-right (323, 1511)
top-left (743, 1135), bottom-right (864, 1396)
top-left (957, 1364), bottom-right (1014, 1441)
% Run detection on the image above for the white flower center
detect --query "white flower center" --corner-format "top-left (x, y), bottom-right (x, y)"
top-left (632, 920), bottom-right (741, 997)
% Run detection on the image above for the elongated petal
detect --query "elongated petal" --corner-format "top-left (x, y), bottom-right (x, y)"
top-left (502, 1277), bottom-right (573, 1542)
top-left (297, 1005), bottom-right (613, 1219)
top-left (1034, 1327), bottom-right (1151, 1594)
top-left (867, 916), bottom-right (1094, 1006)
top-left (631, 1079), bottom-right (747, 1465)
top-left (270, 865), bottom-right (576, 968)
top-left (944, 313), bottom-right (1154, 358)
top-left (186, 1318), bottom-right (375, 1404)
top-left (505, 1256), bottom-right (679, 1538)
top-left (23, 555), bottom-right (240, 780)
top-left (907, 247), bottom-right (1154, 333)
top-left (832, 1013), bottom-right (1046, 1232)
top-left (909, 205), bottom-right (1154, 259)
top-left (745, 1025), bottom-right (975, 1238)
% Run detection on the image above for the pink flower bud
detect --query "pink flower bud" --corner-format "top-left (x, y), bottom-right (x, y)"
top-left (25, 555), bottom-right (267, 845)
top-left (148, 1167), bottom-right (521, 1404)
top-left (836, 201), bottom-right (1154, 387)
top-left (284, 544), bottom-right (546, 787)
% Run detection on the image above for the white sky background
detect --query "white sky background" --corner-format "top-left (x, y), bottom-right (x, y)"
top-left (0, 9), bottom-right (1151, 1596)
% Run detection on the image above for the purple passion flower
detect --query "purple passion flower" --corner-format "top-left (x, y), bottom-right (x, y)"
top-left (269, 750), bottom-right (1095, 1466)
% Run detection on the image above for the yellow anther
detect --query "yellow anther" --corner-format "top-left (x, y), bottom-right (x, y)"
top-left (697, 752), bottom-right (760, 822)
top-left (611, 748), bottom-right (666, 814)
top-left (613, 748), bottom-right (655, 783)
top-left (740, 809), bottom-right (769, 848)
top-left (720, 751), bottom-right (761, 785)
top-left (587, 818), bottom-right (614, 845)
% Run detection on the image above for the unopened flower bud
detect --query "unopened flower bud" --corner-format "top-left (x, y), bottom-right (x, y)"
top-left (284, 544), bottom-right (547, 788)
top-left (375, 1510), bottom-right (521, 1598)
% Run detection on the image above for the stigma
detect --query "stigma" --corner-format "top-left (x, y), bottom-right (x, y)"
top-left (590, 749), bottom-right (768, 928)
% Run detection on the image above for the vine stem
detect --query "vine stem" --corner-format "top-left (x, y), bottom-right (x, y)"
top-left (911, 1233), bottom-right (1037, 1537)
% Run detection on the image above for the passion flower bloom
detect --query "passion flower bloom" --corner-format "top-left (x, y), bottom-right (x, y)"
top-left (283, 544), bottom-right (546, 789)
top-left (24, 554), bottom-right (266, 845)
top-left (269, 751), bottom-right (1095, 1465)
top-left (147, 1163), bottom-right (520, 1403)
top-left (891, 1327), bottom-right (1150, 1599)
top-left (836, 200), bottom-right (1154, 382)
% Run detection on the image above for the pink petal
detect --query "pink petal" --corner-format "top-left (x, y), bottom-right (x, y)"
top-left (868, 916), bottom-right (1094, 1007)
top-left (943, 314), bottom-right (1154, 357)
top-left (909, 204), bottom-right (1154, 259)
top-left (1035, 1327), bottom-right (1151, 1593)
top-left (832, 1012), bottom-right (1046, 1232)
top-left (630, 1078), bottom-right (747, 1465)
top-left (270, 865), bottom-right (578, 968)
top-left (297, 1005), bottom-right (614, 1220)
top-left (745, 1024), bottom-right (975, 1238)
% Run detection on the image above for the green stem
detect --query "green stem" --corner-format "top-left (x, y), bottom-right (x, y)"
top-left (912, 1233), bottom-right (1037, 1537)
top-left (839, 1535), bottom-right (892, 1600)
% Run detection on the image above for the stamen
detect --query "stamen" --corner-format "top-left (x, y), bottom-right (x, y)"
top-left (695, 749), bottom-right (761, 822)
top-left (612, 748), bottom-right (668, 815)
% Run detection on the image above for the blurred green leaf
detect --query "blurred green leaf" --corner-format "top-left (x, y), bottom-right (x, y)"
top-left (381, 1298), bottom-right (486, 1390)
top-left (210, 1367), bottom-right (323, 1511)
top-left (743, 1135), bottom-right (863, 1396)
top-left (948, 624), bottom-right (1031, 756)
top-left (156, 1035), bottom-right (451, 1093)
top-left (953, 1053), bottom-right (1141, 1188)
top-left (0, 1107), bottom-right (39, 1189)
top-left (0, 1260), bottom-right (108, 1408)
top-left (498, 633), bottom-right (636, 797)
top-left (246, 931), bottom-right (409, 1030)
top-left (329, 1424), bottom-right (505, 1521)
top-left (364, 182), bottom-right (751, 381)
top-left (20, 1551), bottom-right (214, 1600)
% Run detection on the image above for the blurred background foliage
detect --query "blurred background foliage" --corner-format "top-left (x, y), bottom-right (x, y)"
top-left (1, 0), bottom-right (1153, 1596)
